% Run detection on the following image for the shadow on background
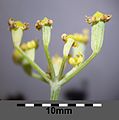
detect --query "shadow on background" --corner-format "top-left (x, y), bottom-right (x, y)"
top-left (5, 93), bottom-right (26, 100)
top-left (64, 78), bottom-right (89, 100)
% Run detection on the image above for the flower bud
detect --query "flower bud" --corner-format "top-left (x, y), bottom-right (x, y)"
top-left (35, 17), bottom-right (53, 31)
top-left (35, 17), bottom-right (53, 47)
top-left (20, 40), bottom-right (38, 51)
top-left (68, 57), bottom-right (76, 66)
top-left (61, 33), bottom-right (67, 42)
top-left (12, 49), bottom-right (23, 64)
top-left (61, 29), bottom-right (89, 47)
top-left (68, 52), bottom-right (84, 66)
top-left (85, 11), bottom-right (112, 25)
top-left (50, 54), bottom-right (63, 76)
top-left (8, 18), bottom-right (29, 46)
top-left (86, 11), bottom-right (112, 53)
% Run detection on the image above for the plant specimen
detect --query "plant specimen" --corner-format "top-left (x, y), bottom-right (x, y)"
top-left (8, 11), bottom-right (112, 100)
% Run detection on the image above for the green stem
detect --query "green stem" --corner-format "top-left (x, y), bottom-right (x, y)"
top-left (50, 82), bottom-right (61, 100)
top-left (42, 26), bottom-right (55, 80)
top-left (59, 52), bottom-right (97, 86)
top-left (44, 46), bottom-right (55, 80)
top-left (31, 73), bottom-right (48, 83)
top-left (58, 56), bottom-right (67, 80)
top-left (58, 38), bottom-right (74, 80)
top-left (15, 46), bottom-right (51, 84)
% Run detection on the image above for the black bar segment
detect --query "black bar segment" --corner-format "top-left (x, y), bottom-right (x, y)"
top-left (34, 104), bottom-right (42, 107)
top-left (51, 104), bottom-right (59, 107)
top-left (17, 104), bottom-right (25, 107)
top-left (68, 104), bottom-right (76, 107)
top-left (85, 104), bottom-right (93, 107)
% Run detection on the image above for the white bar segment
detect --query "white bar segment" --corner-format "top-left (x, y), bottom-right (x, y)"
top-left (25, 103), bottom-right (34, 107)
top-left (59, 104), bottom-right (68, 107)
top-left (42, 104), bottom-right (51, 107)
top-left (93, 103), bottom-right (102, 107)
top-left (76, 104), bottom-right (85, 107)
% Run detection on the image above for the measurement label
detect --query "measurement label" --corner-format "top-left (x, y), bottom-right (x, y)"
top-left (46, 107), bottom-right (73, 114)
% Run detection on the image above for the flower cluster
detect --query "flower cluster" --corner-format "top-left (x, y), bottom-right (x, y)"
top-left (35, 17), bottom-right (53, 31)
top-left (68, 52), bottom-right (84, 66)
top-left (8, 11), bottom-right (112, 100)
top-left (61, 29), bottom-right (89, 47)
top-left (85, 11), bottom-right (112, 53)
top-left (12, 40), bottom-right (38, 64)
top-left (61, 29), bottom-right (89, 66)
top-left (20, 40), bottom-right (38, 51)
top-left (85, 11), bottom-right (112, 25)
top-left (8, 18), bottom-right (29, 31)
top-left (8, 19), bottom-right (39, 75)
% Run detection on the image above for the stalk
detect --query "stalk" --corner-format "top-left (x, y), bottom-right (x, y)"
top-left (59, 52), bottom-right (97, 86)
top-left (50, 81), bottom-right (61, 100)
top-left (15, 46), bottom-right (51, 84)
top-left (42, 26), bottom-right (55, 80)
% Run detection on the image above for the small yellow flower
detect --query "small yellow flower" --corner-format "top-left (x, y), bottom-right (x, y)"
top-left (52, 54), bottom-right (63, 65)
top-left (8, 18), bottom-right (29, 46)
top-left (12, 49), bottom-right (23, 64)
top-left (68, 57), bottom-right (76, 66)
top-left (8, 18), bottom-right (29, 31)
top-left (72, 41), bottom-right (79, 47)
top-left (75, 54), bottom-right (84, 64)
top-left (61, 29), bottom-right (89, 46)
top-left (47, 54), bottom-right (63, 76)
top-left (61, 33), bottom-right (67, 42)
top-left (85, 11), bottom-right (112, 25)
top-left (68, 52), bottom-right (84, 66)
top-left (73, 29), bottom-right (89, 44)
top-left (20, 40), bottom-right (39, 51)
top-left (35, 17), bottom-right (53, 31)
top-left (61, 34), bottom-right (74, 43)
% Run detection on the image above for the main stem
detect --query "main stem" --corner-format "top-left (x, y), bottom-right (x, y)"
top-left (50, 81), bottom-right (61, 100)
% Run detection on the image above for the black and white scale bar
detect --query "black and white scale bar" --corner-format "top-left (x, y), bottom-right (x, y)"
top-left (17, 103), bottom-right (102, 108)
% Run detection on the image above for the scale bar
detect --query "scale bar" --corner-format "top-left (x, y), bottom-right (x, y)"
top-left (17, 103), bottom-right (102, 108)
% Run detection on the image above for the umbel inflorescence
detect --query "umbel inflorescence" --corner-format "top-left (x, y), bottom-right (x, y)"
top-left (8, 11), bottom-right (111, 100)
